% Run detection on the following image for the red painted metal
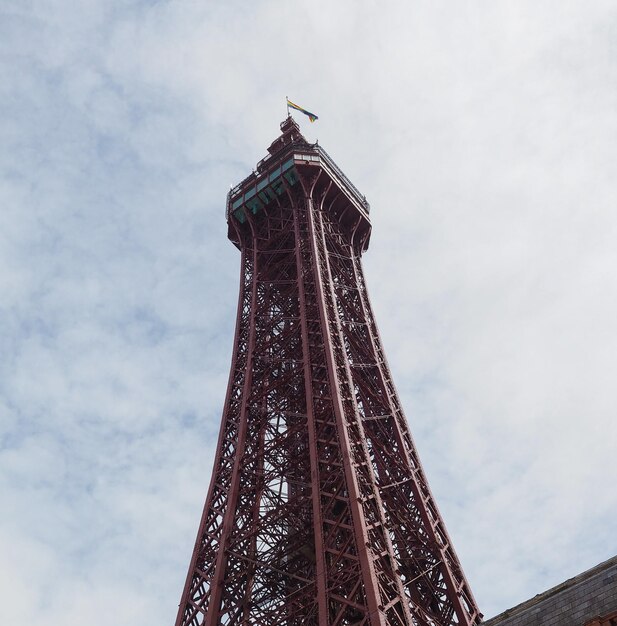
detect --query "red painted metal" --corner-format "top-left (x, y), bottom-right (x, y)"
top-left (175, 117), bottom-right (482, 626)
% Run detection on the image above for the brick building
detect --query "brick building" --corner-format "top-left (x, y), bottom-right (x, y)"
top-left (484, 556), bottom-right (617, 626)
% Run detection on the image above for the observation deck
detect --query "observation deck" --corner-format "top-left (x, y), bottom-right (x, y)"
top-left (226, 117), bottom-right (372, 251)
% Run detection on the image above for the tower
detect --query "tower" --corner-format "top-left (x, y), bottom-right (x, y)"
top-left (175, 118), bottom-right (481, 626)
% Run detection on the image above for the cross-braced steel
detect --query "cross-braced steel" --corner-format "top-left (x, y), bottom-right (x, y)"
top-left (175, 118), bottom-right (481, 626)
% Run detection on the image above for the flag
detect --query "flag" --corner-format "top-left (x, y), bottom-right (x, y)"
top-left (287, 98), bottom-right (318, 123)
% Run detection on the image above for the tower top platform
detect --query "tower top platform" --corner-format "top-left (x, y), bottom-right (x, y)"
top-left (226, 117), bottom-right (372, 251)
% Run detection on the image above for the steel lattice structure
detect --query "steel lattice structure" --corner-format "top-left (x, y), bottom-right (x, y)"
top-left (175, 118), bottom-right (481, 626)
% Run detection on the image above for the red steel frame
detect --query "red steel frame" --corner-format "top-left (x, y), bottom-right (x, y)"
top-left (175, 118), bottom-right (481, 626)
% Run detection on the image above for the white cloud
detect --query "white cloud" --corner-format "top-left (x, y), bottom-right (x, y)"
top-left (1, 0), bottom-right (616, 622)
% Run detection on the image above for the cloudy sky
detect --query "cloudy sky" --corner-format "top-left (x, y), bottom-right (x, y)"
top-left (1, 0), bottom-right (616, 623)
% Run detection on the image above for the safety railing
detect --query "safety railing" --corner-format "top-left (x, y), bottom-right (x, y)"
top-left (227, 141), bottom-right (370, 219)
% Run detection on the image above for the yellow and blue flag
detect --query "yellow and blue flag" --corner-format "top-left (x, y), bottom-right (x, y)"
top-left (287, 98), bottom-right (318, 123)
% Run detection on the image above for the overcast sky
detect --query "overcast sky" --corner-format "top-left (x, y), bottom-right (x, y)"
top-left (1, 1), bottom-right (616, 623)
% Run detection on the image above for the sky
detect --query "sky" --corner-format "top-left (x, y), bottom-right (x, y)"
top-left (1, 0), bottom-right (616, 623)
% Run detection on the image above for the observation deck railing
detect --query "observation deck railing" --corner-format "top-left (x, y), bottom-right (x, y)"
top-left (314, 145), bottom-right (370, 213)
top-left (226, 142), bottom-right (370, 219)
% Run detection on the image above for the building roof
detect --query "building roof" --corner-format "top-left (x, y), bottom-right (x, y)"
top-left (484, 555), bottom-right (617, 626)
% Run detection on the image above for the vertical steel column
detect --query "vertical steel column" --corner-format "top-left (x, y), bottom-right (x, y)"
top-left (315, 206), bottom-right (413, 626)
top-left (204, 234), bottom-right (259, 626)
top-left (349, 252), bottom-right (481, 625)
top-left (305, 196), bottom-right (387, 626)
top-left (293, 177), bottom-right (329, 626)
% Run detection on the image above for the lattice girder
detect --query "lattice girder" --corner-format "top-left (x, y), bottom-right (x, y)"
top-left (175, 118), bottom-right (481, 626)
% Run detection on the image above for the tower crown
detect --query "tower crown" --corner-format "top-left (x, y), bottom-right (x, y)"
top-left (266, 116), bottom-right (305, 156)
top-left (227, 118), bottom-right (371, 251)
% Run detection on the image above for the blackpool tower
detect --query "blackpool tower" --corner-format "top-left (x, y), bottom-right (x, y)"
top-left (175, 117), bottom-right (481, 626)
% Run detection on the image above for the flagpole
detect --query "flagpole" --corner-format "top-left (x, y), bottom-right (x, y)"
top-left (286, 96), bottom-right (289, 118)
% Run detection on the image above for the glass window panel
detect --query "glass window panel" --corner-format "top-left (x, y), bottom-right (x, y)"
top-left (247, 197), bottom-right (262, 214)
top-left (284, 169), bottom-right (298, 185)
